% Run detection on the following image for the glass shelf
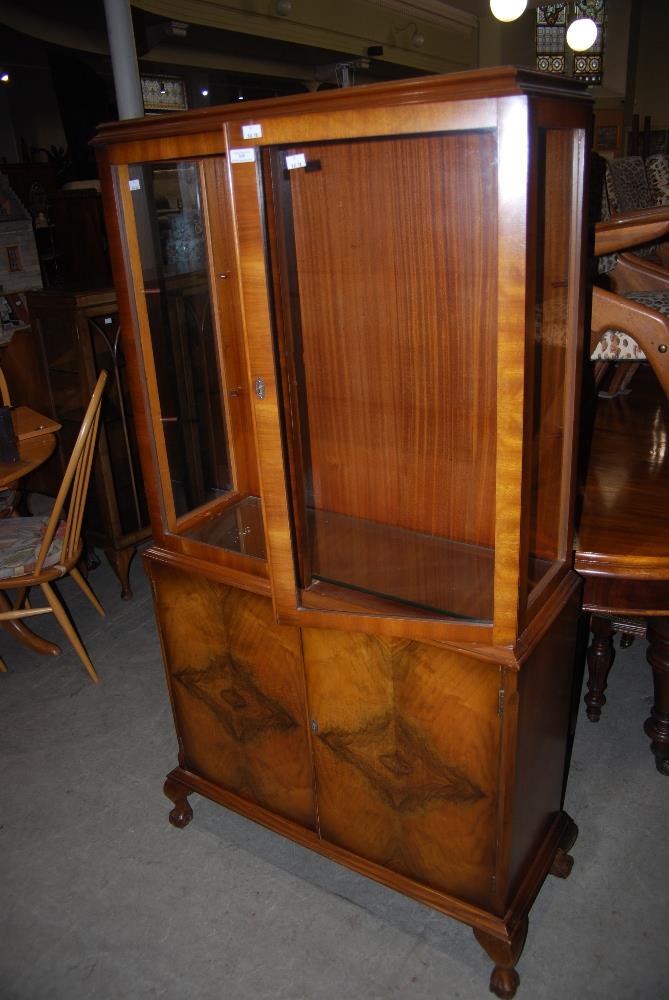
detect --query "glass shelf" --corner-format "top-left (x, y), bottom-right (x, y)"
top-left (307, 508), bottom-right (493, 621)
top-left (182, 495), bottom-right (266, 559)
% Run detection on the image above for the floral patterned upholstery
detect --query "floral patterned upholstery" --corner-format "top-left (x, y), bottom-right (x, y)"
top-left (605, 156), bottom-right (651, 213)
top-left (602, 156), bottom-right (662, 264)
top-left (646, 154), bottom-right (669, 207)
top-left (591, 290), bottom-right (669, 361)
top-left (0, 489), bottom-right (18, 514)
top-left (0, 517), bottom-right (66, 580)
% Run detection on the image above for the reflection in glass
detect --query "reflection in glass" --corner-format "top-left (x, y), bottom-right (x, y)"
top-left (528, 129), bottom-right (577, 595)
top-left (129, 161), bottom-right (232, 518)
top-left (183, 496), bottom-right (266, 558)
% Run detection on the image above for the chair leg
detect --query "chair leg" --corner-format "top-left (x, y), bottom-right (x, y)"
top-left (14, 586), bottom-right (30, 610)
top-left (40, 582), bottom-right (100, 683)
top-left (70, 567), bottom-right (105, 617)
top-left (0, 655), bottom-right (7, 672)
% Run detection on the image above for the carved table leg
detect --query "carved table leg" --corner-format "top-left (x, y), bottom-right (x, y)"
top-left (474, 918), bottom-right (528, 1000)
top-left (164, 775), bottom-right (194, 828)
top-left (584, 616), bottom-right (616, 722)
top-left (550, 815), bottom-right (578, 879)
top-left (645, 618), bottom-right (669, 776)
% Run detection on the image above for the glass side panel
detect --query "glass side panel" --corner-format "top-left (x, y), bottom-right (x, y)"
top-left (269, 131), bottom-right (498, 622)
top-left (182, 496), bottom-right (266, 559)
top-left (527, 129), bottom-right (579, 597)
top-left (128, 161), bottom-right (232, 518)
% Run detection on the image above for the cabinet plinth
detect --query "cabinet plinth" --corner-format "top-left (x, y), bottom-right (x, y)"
top-left (94, 66), bottom-right (592, 995)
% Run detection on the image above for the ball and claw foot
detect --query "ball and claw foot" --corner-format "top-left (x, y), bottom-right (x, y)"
top-left (474, 919), bottom-right (528, 1000)
top-left (169, 798), bottom-right (193, 828)
top-left (489, 966), bottom-right (520, 1000)
top-left (164, 776), bottom-right (193, 828)
top-left (550, 816), bottom-right (578, 878)
top-left (549, 848), bottom-right (574, 879)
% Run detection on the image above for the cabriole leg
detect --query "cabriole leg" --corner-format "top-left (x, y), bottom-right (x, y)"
top-left (164, 775), bottom-right (194, 828)
top-left (474, 918), bottom-right (528, 1000)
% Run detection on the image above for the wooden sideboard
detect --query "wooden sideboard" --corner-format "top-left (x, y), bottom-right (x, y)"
top-left (25, 288), bottom-right (150, 597)
top-left (93, 67), bottom-right (592, 996)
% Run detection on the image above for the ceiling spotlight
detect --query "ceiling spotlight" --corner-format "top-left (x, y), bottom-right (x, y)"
top-left (566, 17), bottom-right (598, 52)
top-left (0, 71), bottom-right (9, 84)
top-left (489, 0), bottom-right (527, 22)
top-left (200, 88), bottom-right (209, 97)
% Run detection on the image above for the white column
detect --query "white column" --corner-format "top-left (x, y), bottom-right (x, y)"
top-left (103, 0), bottom-right (144, 120)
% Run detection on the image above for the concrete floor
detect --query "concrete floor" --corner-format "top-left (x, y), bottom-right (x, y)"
top-left (1, 548), bottom-right (667, 1000)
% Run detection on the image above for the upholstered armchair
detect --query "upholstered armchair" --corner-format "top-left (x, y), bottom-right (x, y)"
top-left (591, 207), bottom-right (669, 399)
top-left (600, 155), bottom-right (669, 278)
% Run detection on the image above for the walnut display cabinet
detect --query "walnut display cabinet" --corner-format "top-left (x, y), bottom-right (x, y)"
top-left (94, 68), bottom-right (591, 998)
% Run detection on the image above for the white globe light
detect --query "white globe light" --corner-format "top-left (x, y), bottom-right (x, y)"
top-left (566, 17), bottom-right (598, 52)
top-left (489, 0), bottom-right (527, 23)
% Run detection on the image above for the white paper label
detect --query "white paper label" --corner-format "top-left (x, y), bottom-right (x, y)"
top-left (128, 179), bottom-right (141, 190)
top-left (104, 317), bottom-right (113, 324)
top-left (230, 148), bottom-right (257, 163)
top-left (242, 123), bottom-right (263, 139)
top-left (285, 153), bottom-right (307, 171)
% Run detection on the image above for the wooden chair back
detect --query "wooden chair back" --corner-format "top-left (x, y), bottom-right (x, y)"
top-left (34, 370), bottom-right (108, 576)
top-left (0, 367), bottom-right (11, 406)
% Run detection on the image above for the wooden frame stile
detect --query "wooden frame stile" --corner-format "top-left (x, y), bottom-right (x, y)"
top-left (223, 126), bottom-right (299, 617)
top-left (493, 94), bottom-right (530, 653)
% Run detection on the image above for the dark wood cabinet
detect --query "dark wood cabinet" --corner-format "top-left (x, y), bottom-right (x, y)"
top-left (26, 288), bottom-right (150, 597)
top-left (94, 67), bottom-right (592, 996)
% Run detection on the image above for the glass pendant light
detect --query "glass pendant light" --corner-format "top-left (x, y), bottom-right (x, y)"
top-left (566, 16), bottom-right (598, 51)
top-left (489, 0), bottom-right (528, 23)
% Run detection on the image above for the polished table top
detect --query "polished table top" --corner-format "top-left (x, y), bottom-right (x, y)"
top-left (575, 367), bottom-right (669, 604)
top-left (0, 407), bottom-right (60, 488)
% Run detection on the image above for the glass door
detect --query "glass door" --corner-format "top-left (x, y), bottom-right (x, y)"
top-left (525, 126), bottom-right (586, 610)
top-left (266, 131), bottom-right (498, 622)
top-left (123, 156), bottom-right (264, 562)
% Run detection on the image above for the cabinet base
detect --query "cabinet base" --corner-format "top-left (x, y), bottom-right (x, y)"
top-left (162, 765), bottom-right (576, 996)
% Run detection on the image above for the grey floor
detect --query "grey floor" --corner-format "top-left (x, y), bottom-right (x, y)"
top-left (1, 547), bottom-right (667, 1000)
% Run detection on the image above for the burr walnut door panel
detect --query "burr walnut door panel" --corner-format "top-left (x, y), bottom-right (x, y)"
top-left (302, 628), bottom-right (502, 908)
top-left (149, 560), bottom-right (316, 829)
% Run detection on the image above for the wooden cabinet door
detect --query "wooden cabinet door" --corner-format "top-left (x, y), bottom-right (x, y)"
top-left (149, 559), bottom-right (316, 829)
top-left (302, 628), bottom-right (502, 908)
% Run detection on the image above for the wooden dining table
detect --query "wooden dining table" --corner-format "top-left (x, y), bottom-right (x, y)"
top-left (0, 406), bottom-right (60, 487)
top-left (575, 366), bottom-right (669, 774)
top-left (0, 405), bottom-right (62, 657)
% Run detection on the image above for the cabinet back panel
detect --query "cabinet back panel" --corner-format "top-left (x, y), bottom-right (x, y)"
top-left (273, 131), bottom-right (498, 548)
